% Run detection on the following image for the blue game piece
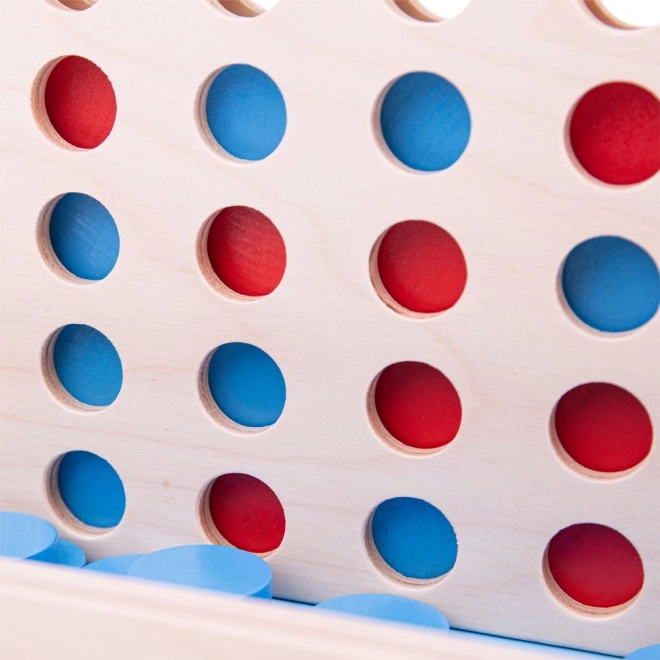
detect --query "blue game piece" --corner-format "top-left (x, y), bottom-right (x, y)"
top-left (30, 538), bottom-right (86, 567)
top-left (625, 645), bottom-right (660, 660)
top-left (205, 64), bottom-right (287, 161)
top-left (562, 236), bottom-right (659, 333)
top-left (83, 554), bottom-right (144, 575)
top-left (128, 545), bottom-right (272, 599)
top-left (370, 497), bottom-right (458, 580)
top-left (316, 594), bottom-right (449, 630)
top-left (57, 451), bottom-right (126, 528)
top-left (49, 193), bottom-right (120, 281)
top-left (207, 342), bottom-right (286, 427)
top-left (0, 512), bottom-right (57, 560)
top-left (380, 71), bottom-right (471, 172)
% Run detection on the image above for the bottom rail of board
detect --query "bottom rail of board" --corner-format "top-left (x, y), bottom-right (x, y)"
top-left (0, 559), bottom-right (618, 660)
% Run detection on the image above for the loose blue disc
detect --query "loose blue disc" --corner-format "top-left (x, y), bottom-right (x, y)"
top-left (625, 646), bottom-right (660, 660)
top-left (128, 545), bottom-right (272, 598)
top-left (0, 512), bottom-right (57, 560)
top-left (31, 538), bottom-right (86, 567)
top-left (83, 554), bottom-right (144, 575)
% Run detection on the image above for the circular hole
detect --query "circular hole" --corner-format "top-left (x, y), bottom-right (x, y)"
top-left (39, 193), bottom-right (120, 282)
top-left (34, 56), bottom-right (116, 150)
top-left (199, 342), bottom-right (286, 432)
top-left (544, 523), bottom-right (644, 614)
top-left (200, 473), bottom-right (286, 555)
top-left (48, 450), bottom-right (126, 531)
top-left (568, 82), bottom-right (659, 185)
top-left (392, 0), bottom-right (471, 22)
top-left (49, 0), bottom-right (98, 10)
top-left (585, 0), bottom-right (660, 28)
top-left (43, 324), bottom-right (123, 410)
top-left (199, 206), bottom-right (286, 298)
top-left (370, 220), bottom-right (467, 316)
top-left (200, 64), bottom-right (286, 161)
top-left (214, 0), bottom-right (279, 17)
top-left (378, 72), bottom-right (471, 172)
top-left (366, 497), bottom-right (458, 585)
top-left (553, 383), bottom-right (653, 476)
top-left (369, 362), bottom-right (462, 454)
top-left (560, 236), bottom-right (659, 333)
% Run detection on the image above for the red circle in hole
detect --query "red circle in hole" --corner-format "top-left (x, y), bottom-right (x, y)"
top-left (208, 473), bottom-right (285, 554)
top-left (376, 220), bottom-right (467, 314)
top-left (44, 56), bottom-right (117, 149)
top-left (569, 82), bottom-right (660, 185)
top-left (374, 361), bottom-right (462, 451)
top-left (554, 383), bottom-right (653, 473)
top-left (206, 206), bottom-right (286, 297)
top-left (547, 523), bottom-right (644, 609)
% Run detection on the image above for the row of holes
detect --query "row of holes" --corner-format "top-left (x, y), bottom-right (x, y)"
top-left (42, 324), bottom-right (654, 477)
top-left (39, 196), bottom-right (660, 334)
top-left (49, 0), bottom-right (660, 29)
top-left (45, 449), bottom-right (646, 616)
top-left (33, 55), bottom-right (660, 186)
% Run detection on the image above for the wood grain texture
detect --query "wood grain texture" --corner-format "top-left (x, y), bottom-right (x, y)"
top-left (1, 0), bottom-right (658, 655)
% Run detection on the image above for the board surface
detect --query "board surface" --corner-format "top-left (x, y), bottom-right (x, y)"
top-left (1, 0), bottom-right (658, 655)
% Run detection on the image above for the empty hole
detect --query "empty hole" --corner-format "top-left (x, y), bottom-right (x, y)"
top-left (560, 236), bottom-right (659, 333)
top-left (569, 82), bottom-right (659, 185)
top-left (49, 0), bottom-right (98, 10)
top-left (200, 64), bottom-right (286, 161)
top-left (553, 383), bottom-right (653, 476)
top-left (393, 0), bottom-right (471, 22)
top-left (199, 206), bottom-right (286, 298)
top-left (367, 497), bottom-right (458, 584)
top-left (585, 0), bottom-right (660, 28)
top-left (39, 193), bottom-right (120, 282)
top-left (35, 56), bottom-right (116, 150)
top-left (544, 523), bottom-right (644, 613)
top-left (49, 450), bottom-right (126, 530)
top-left (201, 473), bottom-right (286, 555)
top-left (369, 362), bottom-right (462, 454)
top-left (378, 72), bottom-right (470, 172)
top-left (43, 324), bottom-right (123, 410)
top-left (371, 220), bottom-right (467, 316)
top-left (214, 0), bottom-right (279, 17)
top-left (199, 342), bottom-right (286, 432)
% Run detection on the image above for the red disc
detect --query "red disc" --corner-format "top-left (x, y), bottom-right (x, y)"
top-left (44, 56), bottom-right (117, 149)
top-left (208, 473), bottom-right (285, 554)
top-left (374, 361), bottom-right (462, 450)
top-left (376, 220), bottom-right (467, 314)
top-left (547, 523), bottom-right (644, 609)
top-left (555, 383), bottom-right (652, 473)
top-left (569, 82), bottom-right (660, 185)
top-left (206, 206), bottom-right (286, 297)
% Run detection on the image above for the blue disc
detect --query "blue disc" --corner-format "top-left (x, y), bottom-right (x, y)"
top-left (562, 236), bottom-right (659, 333)
top-left (0, 512), bottom-right (57, 560)
top-left (205, 64), bottom-right (287, 161)
top-left (207, 342), bottom-right (286, 427)
top-left (371, 497), bottom-right (458, 580)
top-left (30, 538), bottom-right (86, 567)
top-left (380, 72), bottom-right (471, 172)
top-left (53, 324), bottom-right (123, 406)
top-left (83, 554), bottom-right (143, 575)
top-left (625, 645), bottom-right (660, 660)
top-left (317, 594), bottom-right (449, 630)
top-left (49, 193), bottom-right (120, 280)
top-left (128, 545), bottom-right (272, 598)
top-left (57, 451), bottom-right (126, 528)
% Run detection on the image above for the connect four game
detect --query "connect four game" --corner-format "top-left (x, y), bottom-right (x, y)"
top-left (1, 0), bottom-right (658, 657)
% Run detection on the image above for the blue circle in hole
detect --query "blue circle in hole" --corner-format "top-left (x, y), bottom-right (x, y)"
top-left (207, 342), bottom-right (286, 428)
top-left (370, 497), bottom-right (458, 580)
top-left (53, 324), bottom-right (123, 407)
top-left (57, 450), bottom-right (126, 528)
top-left (49, 193), bottom-right (120, 280)
top-left (380, 71), bottom-right (471, 172)
top-left (205, 64), bottom-right (287, 161)
top-left (0, 512), bottom-right (57, 560)
top-left (562, 236), bottom-right (660, 333)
